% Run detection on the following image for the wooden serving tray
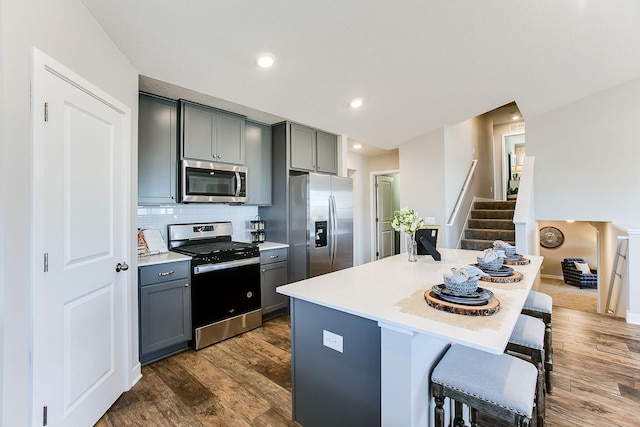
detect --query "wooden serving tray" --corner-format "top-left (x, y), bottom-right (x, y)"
top-left (479, 271), bottom-right (523, 283)
top-left (424, 290), bottom-right (500, 316)
top-left (503, 257), bottom-right (531, 265)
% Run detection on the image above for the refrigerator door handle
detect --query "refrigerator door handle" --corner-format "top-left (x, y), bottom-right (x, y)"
top-left (330, 195), bottom-right (337, 270)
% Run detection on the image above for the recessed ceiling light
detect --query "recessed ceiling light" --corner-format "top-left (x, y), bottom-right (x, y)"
top-left (256, 53), bottom-right (275, 69)
top-left (512, 114), bottom-right (521, 120)
top-left (349, 98), bottom-right (363, 109)
top-left (353, 144), bottom-right (362, 149)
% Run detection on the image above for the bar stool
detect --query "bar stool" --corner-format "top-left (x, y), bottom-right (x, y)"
top-left (522, 290), bottom-right (553, 393)
top-left (431, 344), bottom-right (538, 427)
top-left (507, 314), bottom-right (546, 424)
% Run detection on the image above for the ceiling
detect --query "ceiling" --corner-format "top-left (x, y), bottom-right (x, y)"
top-left (83, 1), bottom-right (640, 153)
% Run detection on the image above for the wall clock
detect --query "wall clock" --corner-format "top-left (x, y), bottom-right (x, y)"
top-left (539, 226), bottom-right (564, 249)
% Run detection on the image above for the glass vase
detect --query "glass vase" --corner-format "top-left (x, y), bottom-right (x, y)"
top-left (407, 232), bottom-right (417, 262)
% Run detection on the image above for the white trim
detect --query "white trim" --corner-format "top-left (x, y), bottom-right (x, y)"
top-left (500, 130), bottom-right (525, 201)
top-left (626, 310), bottom-right (640, 325)
top-left (30, 47), bottom-right (135, 424)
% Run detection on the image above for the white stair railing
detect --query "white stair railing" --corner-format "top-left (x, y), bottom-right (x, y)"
top-left (447, 160), bottom-right (478, 227)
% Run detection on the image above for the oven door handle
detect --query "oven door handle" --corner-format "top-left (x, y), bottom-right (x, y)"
top-left (193, 257), bottom-right (259, 274)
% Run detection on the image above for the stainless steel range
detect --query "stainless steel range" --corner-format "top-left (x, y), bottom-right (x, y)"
top-left (168, 222), bottom-right (261, 350)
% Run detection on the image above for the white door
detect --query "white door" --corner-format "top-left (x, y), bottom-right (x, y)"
top-left (31, 50), bottom-right (131, 427)
top-left (376, 176), bottom-right (395, 259)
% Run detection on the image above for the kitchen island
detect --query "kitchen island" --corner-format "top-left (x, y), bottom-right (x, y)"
top-left (277, 248), bottom-right (543, 427)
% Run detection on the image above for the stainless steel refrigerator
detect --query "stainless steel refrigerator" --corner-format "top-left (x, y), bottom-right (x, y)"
top-left (289, 173), bottom-right (353, 282)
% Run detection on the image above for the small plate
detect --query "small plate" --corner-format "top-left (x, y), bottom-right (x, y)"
top-left (431, 284), bottom-right (494, 306)
top-left (473, 264), bottom-right (514, 276)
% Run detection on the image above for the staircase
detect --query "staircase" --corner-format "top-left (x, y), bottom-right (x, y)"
top-left (461, 200), bottom-right (516, 251)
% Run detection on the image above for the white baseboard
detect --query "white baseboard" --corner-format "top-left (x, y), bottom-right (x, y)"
top-left (626, 310), bottom-right (640, 325)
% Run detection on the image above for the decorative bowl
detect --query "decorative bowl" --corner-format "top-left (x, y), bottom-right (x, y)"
top-left (477, 257), bottom-right (504, 271)
top-left (504, 246), bottom-right (517, 256)
top-left (443, 275), bottom-right (479, 294)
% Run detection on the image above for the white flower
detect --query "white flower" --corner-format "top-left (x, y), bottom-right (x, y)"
top-left (390, 208), bottom-right (424, 235)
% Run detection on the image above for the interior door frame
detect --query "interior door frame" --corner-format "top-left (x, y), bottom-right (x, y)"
top-left (499, 131), bottom-right (525, 201)
top-left (370, 169), bottom-right (399, 262)
top-left (30, 47), bottom-right (136, 425)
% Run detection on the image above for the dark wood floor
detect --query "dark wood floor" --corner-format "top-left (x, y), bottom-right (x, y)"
top-left (96, 307), bottom-right (640, 426)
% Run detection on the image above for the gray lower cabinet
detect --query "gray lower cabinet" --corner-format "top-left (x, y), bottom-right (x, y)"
top-left (138, 93), bottom-right (178, 205)
top-left (181, 100), bottom-right (245, 165)
top-left (245, 120), bottom-right (272, 205)
top-left (260, 247), bottom-right (289, 318)
top-left (139, 260), bottom-right (191, 365)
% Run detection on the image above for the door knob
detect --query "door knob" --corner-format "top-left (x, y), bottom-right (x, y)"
top-left (115, 262), bottom-right (129, 272)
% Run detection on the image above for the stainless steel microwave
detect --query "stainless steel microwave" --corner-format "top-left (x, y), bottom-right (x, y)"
top-left (180, 159), bottom-right (247, 203)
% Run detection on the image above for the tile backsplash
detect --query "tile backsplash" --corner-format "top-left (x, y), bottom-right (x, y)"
top-left (137, 204), bottom-right (260, 244)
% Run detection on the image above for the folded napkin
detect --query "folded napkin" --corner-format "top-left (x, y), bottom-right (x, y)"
top-left (493, 240), bottom-right (512, 250)
top-left (493, 239), bottom-right (515, 256)
top-left (443, 265), bottom-right (488, 283)
top-left (478, 248), bottom-right (503, 263)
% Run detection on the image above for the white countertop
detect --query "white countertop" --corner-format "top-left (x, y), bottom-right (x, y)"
top-left (137, 251), bottom-right (191, 266)
top-left (258, 241), bottom-right (289, 251)
top-left (278, 248), bottom-right (543, 354)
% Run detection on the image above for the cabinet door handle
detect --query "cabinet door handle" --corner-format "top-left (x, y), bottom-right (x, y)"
top-left (184, 283), bottom-right (189, 287)
top-left (158, 270), bottom-right (174, 277)
top-left (270, 255), bottom-right (280, 259)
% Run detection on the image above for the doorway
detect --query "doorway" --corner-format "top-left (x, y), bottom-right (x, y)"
top-left (31, 49), bottom-right (132, 426)
top-left (372, 171), bottom-right (400, 260)
top-left (537, 220), bottom-right (599, 313)
top-left (503, 133), bottom-right (525, 200)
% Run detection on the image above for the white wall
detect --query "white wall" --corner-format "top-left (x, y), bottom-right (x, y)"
top-left (399, 128), bottom-right (447, 241)
top-left (347, 150), bottom-right (399, 265)
top-left (527, 76), bottom-right (640, 320)
top-left (399, 117), bottom-right (494, 249)
top-left (0, 0), bottom-right (138, 424)
top-left (0, 1), bottom-right (5, 419)
top-left (443, 116), bottom-right (493, 247)
top-left (527, 77), bottom-right (640, 224)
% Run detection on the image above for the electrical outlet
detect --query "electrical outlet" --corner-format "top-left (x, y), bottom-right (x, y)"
top-left (424, 217), bottom-right (436, 225)
top-left (323, 330), bottom-right (343, 353)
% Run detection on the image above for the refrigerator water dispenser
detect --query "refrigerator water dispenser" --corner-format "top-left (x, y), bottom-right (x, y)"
top-left (315, 221), bottom-right (327, 247)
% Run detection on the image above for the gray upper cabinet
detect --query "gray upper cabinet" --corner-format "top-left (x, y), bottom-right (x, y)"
top-left (181, 100), bottom-right (245, 165)
top-left (138, 93), bottom-right (178, 205)
top-left (290, 123), bottom-right (316, 172)
top-left (245, 121), bottom-right (272, 205)
top-left (316, 131), bottom-right (338, 174)
top-left (289, 122), bottom-right (337, 174)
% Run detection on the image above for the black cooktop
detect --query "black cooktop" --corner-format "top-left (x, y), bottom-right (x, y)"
top-left (173, 241), bottom-right (256, 256)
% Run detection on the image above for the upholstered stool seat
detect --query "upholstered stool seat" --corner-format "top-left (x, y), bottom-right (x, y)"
top-left (507, 314), bottom-right (546, 424)
top-left (522, 290), bottom-right (553, 393)
top-left (431, 344), bottom-right (538, 427)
